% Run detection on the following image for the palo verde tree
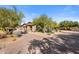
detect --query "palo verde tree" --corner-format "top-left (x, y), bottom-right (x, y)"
top-left (59, 21), bottom-right (72, 30)
top-left (32, 15), bottom-right (57, 32)
top-left (73, 21), bottom-right (79, 27)
top-left (59, 20), bottom-right (79, 30)
top-left (0, 7), bottom-right (24, 31)
top-left (51, 21), bottom-right (59, 30)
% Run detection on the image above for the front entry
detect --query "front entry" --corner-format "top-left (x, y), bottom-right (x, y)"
top-left (26, 25), bottom-right (32, 33)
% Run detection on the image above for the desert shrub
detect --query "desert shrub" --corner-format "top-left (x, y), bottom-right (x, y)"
top-left (47, 31), bottom-right (54, 35)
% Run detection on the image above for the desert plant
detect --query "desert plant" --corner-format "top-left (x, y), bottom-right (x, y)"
top-left (0, 7), bottom-right (24, 31)
top-left (32, 15), bottom-right (56, 32)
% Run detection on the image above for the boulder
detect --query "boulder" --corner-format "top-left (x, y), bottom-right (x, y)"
top-left (13, 29), bottom-right (22, 37)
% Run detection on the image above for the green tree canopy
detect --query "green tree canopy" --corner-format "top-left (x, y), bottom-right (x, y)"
top-left (0, 8), bottom-right (24, 30)
top-left (73, 21), bottom-right (79, 27)
top-left (59, 20), bottom-right (79, 30)
top-left (32, 15), bottom-right (58, 32)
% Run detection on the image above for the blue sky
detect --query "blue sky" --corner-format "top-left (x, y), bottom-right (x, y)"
top-left (0, 5), bottom-right (79, 24)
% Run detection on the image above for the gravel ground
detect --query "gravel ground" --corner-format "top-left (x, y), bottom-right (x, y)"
top-left (0, 31), bottom-right (79, 54)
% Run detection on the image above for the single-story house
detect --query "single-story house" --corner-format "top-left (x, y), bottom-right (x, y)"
top-left (21, 22), bottom-right (36, 33)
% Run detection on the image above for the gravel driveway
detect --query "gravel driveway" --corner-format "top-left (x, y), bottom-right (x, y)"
top-left (0, 31), bottom-right (79, 54)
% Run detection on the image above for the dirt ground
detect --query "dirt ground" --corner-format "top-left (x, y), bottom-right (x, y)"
top-left (0, 31), bottom-right (79, 54)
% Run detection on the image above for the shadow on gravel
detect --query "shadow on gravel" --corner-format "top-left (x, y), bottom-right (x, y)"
top-left (57, 34), bottom-right (79, 54)
top-left (28, 33), bottom-right (79, 54)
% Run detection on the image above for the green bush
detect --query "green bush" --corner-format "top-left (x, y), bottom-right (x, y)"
top-left (47, 32), bottom-right (54, 35)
